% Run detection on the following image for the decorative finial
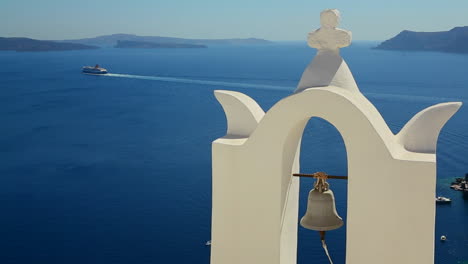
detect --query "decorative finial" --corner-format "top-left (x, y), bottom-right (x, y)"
top-left (307, 9), bottom-right (351, 52)
top-left (320, 9), bottom-right (340, 29)
top-left (295, 9), bottom-right (359, 93)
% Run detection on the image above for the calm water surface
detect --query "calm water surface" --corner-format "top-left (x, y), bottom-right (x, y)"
top-left (0, 44), bottom-right (467, 263)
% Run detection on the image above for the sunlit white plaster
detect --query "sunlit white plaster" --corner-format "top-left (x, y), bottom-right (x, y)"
top-left (210, 9), bottom-right (461, 264)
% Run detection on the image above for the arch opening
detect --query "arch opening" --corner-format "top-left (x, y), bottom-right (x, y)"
top-left (296, 117), bottom-right (348, 264)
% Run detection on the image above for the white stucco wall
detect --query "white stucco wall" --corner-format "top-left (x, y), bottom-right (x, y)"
top-left (210, 9), bottom-right (462, 264)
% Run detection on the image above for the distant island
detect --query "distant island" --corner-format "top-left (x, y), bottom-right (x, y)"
top-left (375, 26), bottom-right (468, 53)
top-left (0, 34), bottom-right (272, 52)
top-left (115, 40), bottom-right (206, 49)
top-left (0, 37), bottom-right (98, 52)
top-left (61, 34), bottom-right (272, 47)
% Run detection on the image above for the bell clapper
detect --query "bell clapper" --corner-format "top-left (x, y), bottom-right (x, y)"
top-left (319, 230), bottom-right (326, 240)
top-left (319, 231), bottom-right (334, 264)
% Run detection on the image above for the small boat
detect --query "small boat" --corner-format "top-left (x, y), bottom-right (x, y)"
top-left (205, 240), bottom-right (211, 246)
top-left (82, 64), bottom-right (107, 74)
top-left (435, 196), bottom-right (451, 204)
top-left (440, 235), bottom-right (447, 241)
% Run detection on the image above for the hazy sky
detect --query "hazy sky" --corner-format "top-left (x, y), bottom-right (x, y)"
top-left (2, 0), bottom-right (467, 41)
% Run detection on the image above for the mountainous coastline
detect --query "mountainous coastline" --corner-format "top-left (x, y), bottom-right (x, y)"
top-left (375, 27), bottom-right (468, 53)
top-left (0, 37), bottom-right (98, 52)
top-left (115, 40), bottom-right (206, 49)
top-left (61, 34), bottom-right (272, 47)
top-left (0, 34), bottom-right (272, 52)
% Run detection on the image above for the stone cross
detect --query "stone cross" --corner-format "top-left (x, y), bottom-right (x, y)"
top-left (307, 9), bottom-right (351, 52)
top-left (296, 9), bottom-right (359, 93)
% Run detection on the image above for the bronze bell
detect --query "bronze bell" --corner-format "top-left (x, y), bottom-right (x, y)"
top-left (300, 175), bottom-right (343, 231)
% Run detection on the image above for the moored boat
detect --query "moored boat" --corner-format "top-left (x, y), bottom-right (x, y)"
top-left (435, 196), bottom-right (451, 204)
top-left (82, 64), bottom-right (107, 74)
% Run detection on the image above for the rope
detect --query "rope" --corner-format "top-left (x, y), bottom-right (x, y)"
top-left (322, 240), bottom-right (334, 264)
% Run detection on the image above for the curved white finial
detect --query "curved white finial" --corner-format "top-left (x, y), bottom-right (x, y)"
top-left (214, 90), bottom-right (265, 138)
top-left (296, 9), bottom-right (359, 93)
top-left (396, 102), bottom-right (462, 153)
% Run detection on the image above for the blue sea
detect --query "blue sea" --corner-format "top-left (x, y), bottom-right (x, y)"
top-left (0, 43), bottom-right (467, 264)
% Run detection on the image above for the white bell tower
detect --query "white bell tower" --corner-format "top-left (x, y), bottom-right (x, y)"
top-left (210, 9), bottom-right (461, 264)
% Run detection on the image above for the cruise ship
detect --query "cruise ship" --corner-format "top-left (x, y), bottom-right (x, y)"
top-left (82, 65), bottom-right (108, 74)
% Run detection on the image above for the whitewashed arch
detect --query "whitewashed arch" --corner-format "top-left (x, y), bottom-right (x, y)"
top-left (211, 87), bottom-right (460, 264)
top-left (210, 9), bottom-right (461, 264)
